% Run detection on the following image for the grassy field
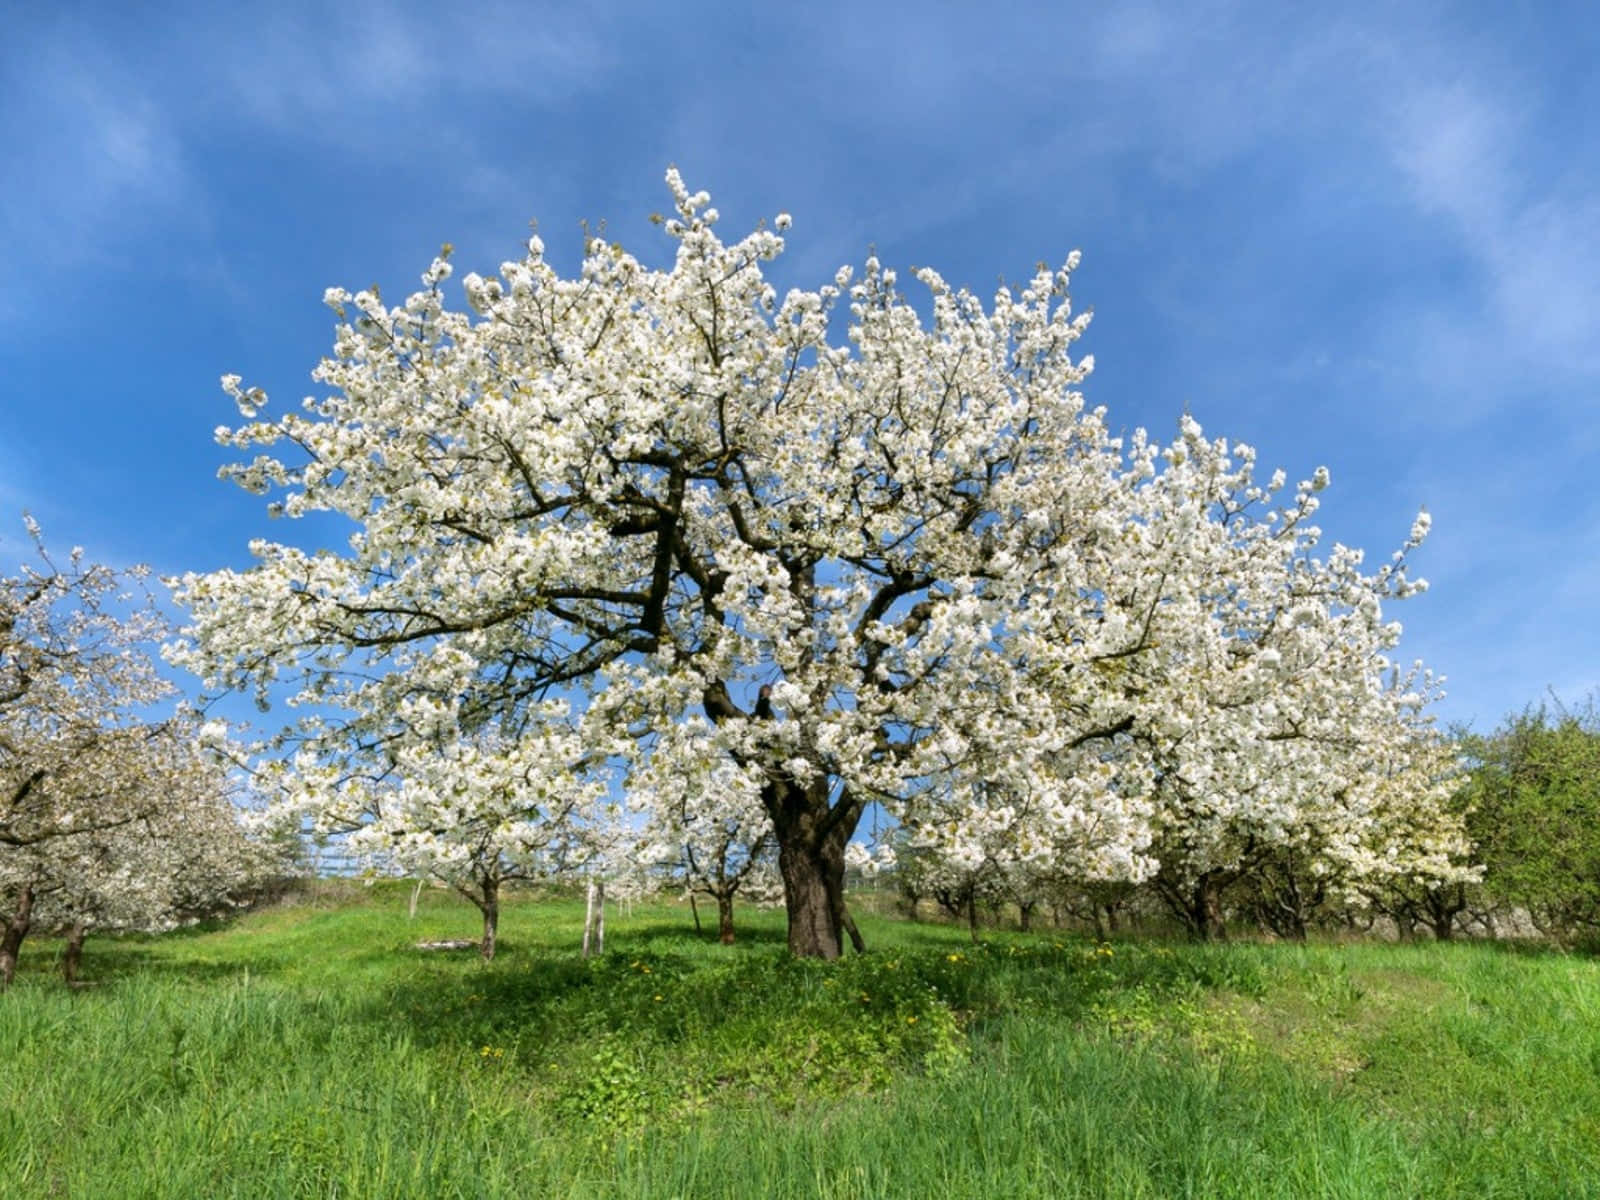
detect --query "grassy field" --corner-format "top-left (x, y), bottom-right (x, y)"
top-left (2, 886), bottom-right (1598, 1198)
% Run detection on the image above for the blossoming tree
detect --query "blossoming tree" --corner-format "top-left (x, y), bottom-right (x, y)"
top-left (2, 522), bottom-right (172, 850)
top-left (294, 716), bottom-right (604, 959)
top-left (5, 735), bottom-right (288, 984)
top-left (1104, 419), bottom-right (1464, 939)
top-left (174, 171), bottom-right (1453, 958)
top-left (1, 524), bottom-right (196, 986)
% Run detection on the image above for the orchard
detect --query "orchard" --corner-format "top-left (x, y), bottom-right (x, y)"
top-left (8, 169), bottom-right (1600, 1198)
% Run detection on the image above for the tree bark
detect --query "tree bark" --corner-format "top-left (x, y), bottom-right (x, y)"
top-left (1, 885), bottom-right (35, 990)
top-left (1188, 875), bottom-right (1228, 942)
top-left (1427, 885), bottom-right (1466, 942)
top-left (582, 880), bottom-right (596, 957)
top-left (968, 892), bottom-right (980, 944)
top-left (479, 877), bottom-right (499, 961)
top-left (62, 922), bottom-right (87, 985)
top-left (768, 777), bottom-right (858, 960)
top-left (717, 893), bottom-right (735, 945)
top-left (836, 894), bottom-right (867, 954)
top-left (582, 879), bottom-right (606, 958)
top-left (688, 890), bottom-right (702, 935)
top-left (777, 832), bottom-right (846, 959)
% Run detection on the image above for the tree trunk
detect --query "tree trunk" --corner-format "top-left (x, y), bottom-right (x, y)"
top-left (688, 891), bottom-right (702, 935)
top-left (768, 777), bottom-right (858, 960)
top-left (1280, 908), bottom-right (1308, 942)
top-left (968, 892), bottom-right (980, 944)
top-left (582, 880), bottom-right (596, 958)
top-left (836, 895), bottom-right (867, 954)
top-left (479, 877), bottom-right (499, 961)
top-left (717, 893), bottom-right (735, 945)
top-left (778, 834), bottom-right (846, 959)
top-left (1, 885), bottom-right (35, 990)
top-left (1018, 900), bottom-right (1036, 933)
top-left (582, 880), bottom-right (606, 958)
top-left (1427, 885), bottom-right (1465, 942)
top-left (1189, 875), bottom-right (1227, 942)
top-left (62, 922), bottom-right (87, 985)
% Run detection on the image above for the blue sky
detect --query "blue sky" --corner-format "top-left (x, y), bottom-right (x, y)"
top-left (1, 0), bottom-right (1595, 731)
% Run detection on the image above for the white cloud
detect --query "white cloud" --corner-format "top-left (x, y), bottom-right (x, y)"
top-left (1382, 75), bottom-right (1600, 380)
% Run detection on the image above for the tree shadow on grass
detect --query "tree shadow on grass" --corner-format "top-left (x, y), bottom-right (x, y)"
top-left (11, 942), bottom-right (294, 987)
top-left (346, 923), bottom-right (1215, 1076)
top-left (1466, 935), bottom-right (1600, 961)
top-left (609, 917), bottom-right (792, 949)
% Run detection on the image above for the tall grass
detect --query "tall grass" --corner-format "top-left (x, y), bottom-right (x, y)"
top-left (1, 886), bottom-right (1596, 1197)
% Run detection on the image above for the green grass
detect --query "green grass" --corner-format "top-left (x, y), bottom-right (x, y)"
top-left (3, 886), bottom-right (1598, 1198)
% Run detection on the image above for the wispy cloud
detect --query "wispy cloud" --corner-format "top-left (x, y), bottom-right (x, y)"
top-left (0, 34), bottom-right (198, 283)
top-left (1381, 71), bottom-right (1600, 395)
top-left (208, 1), bottom-right (616, 139)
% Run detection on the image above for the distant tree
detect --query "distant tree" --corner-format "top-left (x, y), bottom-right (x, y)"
top-left (293, 720), bottom-right (605, 960)
top-left (1459, 698), bottom-right (1600, 942)
top-left (15, 741), bottom-right (289, 985)
top-left (638, 753), bottom-right (779, 944)
top-left (1, 523), bottom-right (188, 988)
top-left (1, 521), bottom-right (172, 850)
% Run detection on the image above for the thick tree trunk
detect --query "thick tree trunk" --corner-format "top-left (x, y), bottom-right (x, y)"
top-left (479, 877), bottom-right (499, 961)
top-left (62, 922), bottom-right (87, 985)
top-left (768, 776), bottom-right (858, 960)
top-left (778, 834), bottom-right (846, 959)
top-left (1, 885), bottom-right (35, 990)
top-left (717, 893), bottom-right (735, 945)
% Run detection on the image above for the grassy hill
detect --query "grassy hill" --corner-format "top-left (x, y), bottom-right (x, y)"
top-left (2, 885), bottom-right (1597, 1198)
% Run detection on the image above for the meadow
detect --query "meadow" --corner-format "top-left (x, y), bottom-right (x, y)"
top-left (3, 886), bottom-right (1597, 1199)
